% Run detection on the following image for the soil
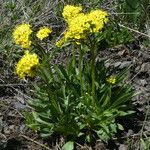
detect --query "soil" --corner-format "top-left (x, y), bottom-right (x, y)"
top-left (0, 38), bottom-right (150, 150)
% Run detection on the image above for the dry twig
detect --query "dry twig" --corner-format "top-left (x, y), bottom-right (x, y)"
top-left (119, 24), bottom-right (150, 39)
top-left (20, 134), bottom-right (51, 150)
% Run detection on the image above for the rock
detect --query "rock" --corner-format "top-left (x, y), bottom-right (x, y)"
top-left (144, 121), bottom-right (150, 132)
top-left (119, 144), bottom-right (128, 150)
top-left (139, 79), bottom-right (148, 86)
top-left (127, 129), bottom-right (134, 137)
top-left (118, 50), bottom-right (126, 56)
top-left (14, 102), bottom-right (26, 109)
top-left (95, 141), bottom-right (106, 150)
top-left (14, 95), bottom-right (26, 104)
top-left (119, 61), bottom-right (132, 69)
top-left (9, 125), bottom-right (15, 131)
top-left (105, 62), bottom-right (111, 68)
top-left (142, 52), bottom-right (150, 62)
top-left (19, 124), bottom-right (26, 133)
top-left (4, 126), bottom-right (10, 134)
top-left (140, 63), bottom-right (150, 73)
top-left (114, 61), bottom-right (121, 67)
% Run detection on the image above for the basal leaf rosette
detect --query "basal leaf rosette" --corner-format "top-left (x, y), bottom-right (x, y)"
top-left (15, 50), bottom-right (39, 79)
top-left (13, 23), bottom-right (32, 48)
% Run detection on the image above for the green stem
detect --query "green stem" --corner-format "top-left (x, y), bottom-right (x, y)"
top-left (91, 47), bottom-right (96, 98)
top-left (79, 46), bottom-right (84, 96)
top-left (72, 44), bottom-right (76, 67)
top-left (89, 36), bottom-right (97, 99)
top-left (33, 42), bottom-right (46, 58)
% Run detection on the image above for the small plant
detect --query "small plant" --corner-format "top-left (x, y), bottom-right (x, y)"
top-left (13, 4), bottom-right (135, 149)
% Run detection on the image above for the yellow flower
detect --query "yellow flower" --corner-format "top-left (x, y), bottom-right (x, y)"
top-left (13, 23), bottom-right (32, 48)
top-left (62, 5), bottom-right (82, 23)
top-left (61, 5), bottom-right (109, 43)
top-left (64, 13), bottom-right (90, 41)
top-left (56, 37), bottom-right (66, 47)
top-left (87, 9), bottom-right (108, 32)
top-left (36, 27), bottom-right (52, 40)
top-left (15, 50), bottom-right (39, 79)
top-left (106, 76), bottom-right (116, 84)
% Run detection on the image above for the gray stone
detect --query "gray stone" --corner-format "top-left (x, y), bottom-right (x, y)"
top-left (140, 63), bottom-right (150, 73)
top-left (119, 144), bottom-right (128, 150)
top-left (114, 61), bottom-right (121, 68)
top-left (119, 61), bottom-right (132, 69)
top-left (139, 79), bottom-right (148, 86)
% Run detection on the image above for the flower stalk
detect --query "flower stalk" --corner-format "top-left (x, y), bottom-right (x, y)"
top-left (91, 44), bottom-right (97, 99)
top-left (79, 46), bottom-right (84, 96)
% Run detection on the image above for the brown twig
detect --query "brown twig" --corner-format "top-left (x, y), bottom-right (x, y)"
top-left (118, 24), bottom-right (150, 39)
top-left (20, 134), bottom-right (51, 150)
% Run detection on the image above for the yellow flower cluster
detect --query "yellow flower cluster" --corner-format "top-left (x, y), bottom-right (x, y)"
top-left (56, 5), bottom-right (108, 46)
top-left (65, 13), bottom-right (90, 40)
top-left (16, 50), bottom-right (39, 79)
top-left (87, 10), bottom-right (108, 32)
top-left (36, 27), bottom-right (52, 40)
top-left (62, 5), bottom-right (82, 22)
top-left (106, 76), bottom-right (116, 84)
top-left (13, 23), bottom-right (32, 48)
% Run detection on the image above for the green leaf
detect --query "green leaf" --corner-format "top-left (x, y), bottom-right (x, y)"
top-left (117, 123), bottom-right (124, 131)
top-left (110, 123), bottom-right (117, 133)
top-left (62, 141), bottom-right (74, 150)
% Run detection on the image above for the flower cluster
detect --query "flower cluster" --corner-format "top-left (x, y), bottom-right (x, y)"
top-left (106, 76), bottom-right (116, 84)
top-left (13, 24), bottom-right (32, 48)
top-left (36, 26), bottom-right (52, 40)
top-left (15, 50), bottom-right (39, 78)
top-left (57, 5), bottom-right (108, 46)
top-left (87, 10), bottom-right (108, 32)
top-left (62, 5), bottom-right (82, 22)
top-left (65, 13), bottom-right (90, 40)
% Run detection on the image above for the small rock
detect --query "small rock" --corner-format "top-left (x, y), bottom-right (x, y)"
top-left (119, 61), bottom-right (132, 69)
top-left (144, 121), bottom-right (150, 132)
top-left (142, 52), bottom-right (150, 62)
top-left (95, 141), bottom-right (106, 150)
top-left (140, 63), bottom-right (150, 73)
top-left (139, 79), bottom-right (148, 86)
top-left (14, 95), bottom-right (26, 104)
top-left (4, 127), bottom-right (10, 134)
top-left (14, 102), bottom-right (26, 109)
top-left (20, 124), bottom-right (26, 133)
top-left (119, 144), bottom-right (128, 150)
top-left (9, 125), bottom-right (15, 131)
top-left (105, 62), bottom-right (111, 68)
top-left (118, 50), bottom-right (126, 56)
top-left (127, 129), bottom-right (134, 137)
top-left (114, 61), bottom-right (121, 67)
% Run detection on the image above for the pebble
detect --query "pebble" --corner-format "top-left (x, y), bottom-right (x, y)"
top-left (119, 144), bottom-right (128, 150)
top-left (139, 79), bottom-right (148, 86)
top-left (140, 63), bottom-right (150, 73)
top-left (114, 61), bottom-right (121, 67)
top-left (119, 61), bottom-right (132, 69)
